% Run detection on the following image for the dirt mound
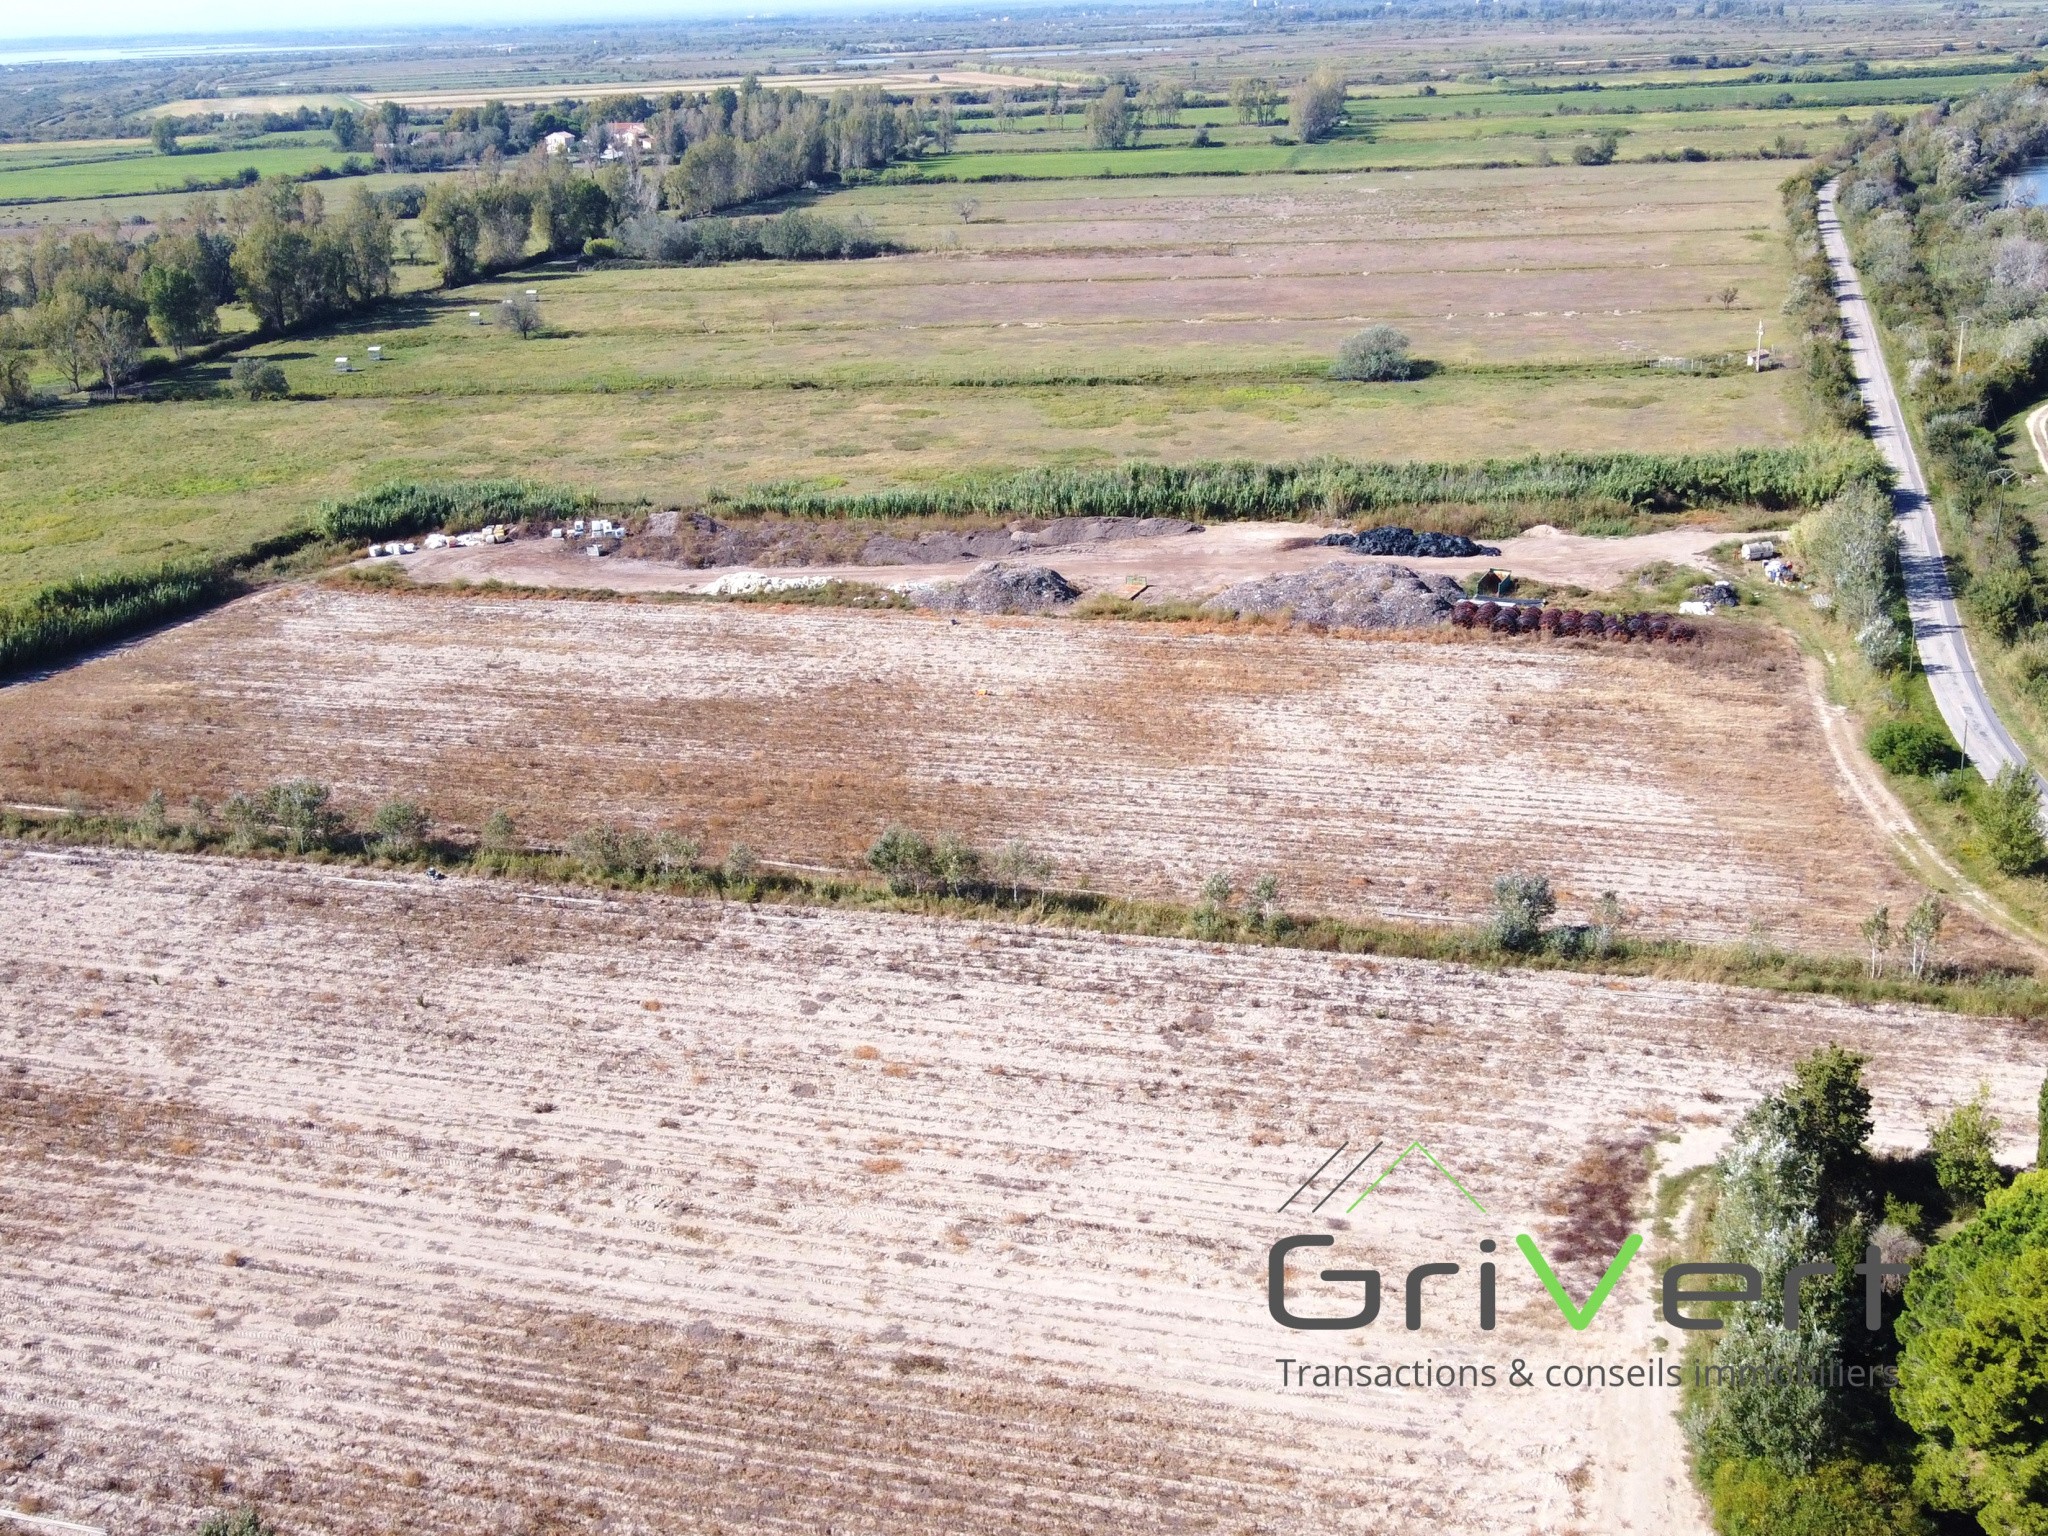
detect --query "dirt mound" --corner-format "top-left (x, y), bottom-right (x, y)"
top-left (911, 562), bottom-right (1082, 614)
top-left (865, 516), bottom-right (1200, 565)
top-left (1317, 526), bottom-right (1501, 558)
top-left (1204, 561), bottom-right (1463, 629)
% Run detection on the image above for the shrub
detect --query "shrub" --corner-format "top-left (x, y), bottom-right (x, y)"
top-left (1706, 1457), bottom-right (1932, 1536)
top-left (199, 1512), bottom-right (277, 1536)
top-left (1331, 324), bottom-right (1416, 382)
top-left (479, 809), bottom-right (517, 854)
top-left (570, 823), bottom-right (654, 879)
top-left (1572, 132), bottom-right (1620, 165)
top-left (1489, 874), bottom-right (1555, 953)
top-left (1971, 565), bottom-right (2040, 644)
top-left (370, 797), bottom-right (430, 855)
top-left (1929, 1087), bottom-right (2005, 1214)
top-left (582, 236), bottom-right (622, 260)
top-left (229, 357), bottom-right (288, 400)
top-left (868, 825), bottom-right (936, 894)
top-left (1866, 720), bottom-right (1962, 777)
top-left (1976, 764), bottom-right (2045, 875)
top-left (615, 210), bottom-right (892, 265)
top-left (260, 779), bottom-right (344, 853)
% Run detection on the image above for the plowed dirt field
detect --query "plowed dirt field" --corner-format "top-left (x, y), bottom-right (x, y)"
top-left (1, 850), bottom-right (2040, 1533)
top-left (0, 587), bottom-right (1982, 952)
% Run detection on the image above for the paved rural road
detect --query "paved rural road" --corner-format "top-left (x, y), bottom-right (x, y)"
top-left (1818, 179), bottom-right (2030, 781)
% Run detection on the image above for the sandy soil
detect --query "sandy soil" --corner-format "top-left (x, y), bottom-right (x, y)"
top-left (2, 848), bottom-right (2040, 1534)
top-left (0, 587), bottom-right (1992, 959)
top-left (393, 521), bottom-right (1745, 601)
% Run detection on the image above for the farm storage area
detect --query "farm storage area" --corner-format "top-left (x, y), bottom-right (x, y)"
top-left (1, 848), bottom-right (2042, 1534)
top-left (0, 585), bottom-right (1993, 953)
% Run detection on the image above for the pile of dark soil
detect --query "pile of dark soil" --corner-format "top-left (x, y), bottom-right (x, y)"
top-left (1317, 527), bottom-right (1500, 558)
top-left (1203, 563), bottom-right (1463, 630)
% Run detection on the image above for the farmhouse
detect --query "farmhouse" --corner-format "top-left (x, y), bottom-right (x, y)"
top-left (542, 129), bottom-right (577, 156)
top-left (602, 121), bottom-right (655, 157)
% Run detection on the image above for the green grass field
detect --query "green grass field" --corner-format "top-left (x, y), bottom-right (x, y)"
top-left (0, 138), bottom-right (362, 206)
top-left (0, 157), bottom-right (1819, 602)
top-left (1, 51), bottom-right (2016, 609)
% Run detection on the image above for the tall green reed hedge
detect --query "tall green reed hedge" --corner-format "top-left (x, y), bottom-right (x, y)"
top-left (713, 444), bottom-right (1887, 521)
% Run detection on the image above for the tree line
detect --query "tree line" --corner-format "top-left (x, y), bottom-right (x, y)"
top-left (0, 179), bottom-right (393, 406)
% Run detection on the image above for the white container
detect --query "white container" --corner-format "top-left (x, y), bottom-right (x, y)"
top-left (1741, 540), bottom-right (1777, 560)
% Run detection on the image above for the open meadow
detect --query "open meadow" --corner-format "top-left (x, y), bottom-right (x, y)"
top-left (1, 847), bottom-right (2040, 1534)
top-left (0, 584), bottom-right (1995, 957)
top-left (0, 159), bottom-right (1814, 601)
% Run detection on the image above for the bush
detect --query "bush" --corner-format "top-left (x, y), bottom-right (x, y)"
top-left (868, 825), bottom-right (936, 894)
top-left (1572, 132), bottom-right (1620, 165)
top-left (1706, 1457), bottom-right (1932, 1536)
top-left (370, 797), bottom-right (430, 855)
top-left (198, 1512), bottom-right (277, 1536)
top-left (1976, 764), bottom-right (2045, 875)
top-left (1332, 324), bottom-right (1416, 382)
top-left (229, 357), bottom-right (288, 400)
top-left (582, 236), bottom-right (622, 260)
top-left (1929, 1087), bottom-right (2005, 1213)
top-left (1866, 720), bottom-right (1962, 777)
top-left (260, 779), bottom-right (344, 853)
top-left (1489, 873), bottom-right (1556, 952)
top-left (1971, 565), bottom-right (2040, 644)
top-left (318, 480), bottom-right (583, 544)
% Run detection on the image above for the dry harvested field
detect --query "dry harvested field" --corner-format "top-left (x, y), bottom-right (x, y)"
top-left (0, 585), bottom-right (1987, 955)
top-left (1, 848), bottom-right (2041, 1534)
top-left (836, 160), bottom-right (1790, 369)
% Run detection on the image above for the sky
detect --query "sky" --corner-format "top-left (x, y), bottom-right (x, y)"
top-left (0, 0), bottom-right (882, 47)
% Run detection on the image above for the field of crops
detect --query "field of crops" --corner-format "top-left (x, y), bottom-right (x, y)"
top-left (1, 847), bottom-right (2038, 1534)
top-left (0, 585), bottom-right (1988, 957)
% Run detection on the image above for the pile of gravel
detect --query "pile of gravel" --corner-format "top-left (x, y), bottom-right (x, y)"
top-left (910, 563), bottom-right (1082, 615)
top-left (1203, 562), bottom-right (1464, 630)
top-left (1317, 526), bottom-right (1500, 559)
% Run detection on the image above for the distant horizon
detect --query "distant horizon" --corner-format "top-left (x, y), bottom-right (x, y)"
top-left (0, 0), bottom-right (1091, 51)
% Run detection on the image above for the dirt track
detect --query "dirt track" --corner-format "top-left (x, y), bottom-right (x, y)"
top-left (2, 848), bottom-right (2040, 1534)
top-left (395, 520), bottom-right (1746, 601)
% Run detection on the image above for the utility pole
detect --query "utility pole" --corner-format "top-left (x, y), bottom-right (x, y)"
top-left (1754, 319), bottom-right (1766, 372)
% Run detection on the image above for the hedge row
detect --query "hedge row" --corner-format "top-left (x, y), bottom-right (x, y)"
top-left (0, 563), bottom-right (237, 679)
top-left (712, 445), bottom-right (1889, 521)
top-left (319, 480), bottom-right (585, 544)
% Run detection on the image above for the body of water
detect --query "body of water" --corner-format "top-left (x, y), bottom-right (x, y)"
top-left (2003, 160), bottom-right (2048, 206)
